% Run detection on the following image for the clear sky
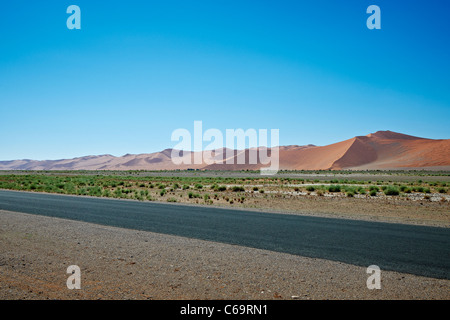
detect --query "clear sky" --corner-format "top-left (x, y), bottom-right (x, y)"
top-left (1, 0), bottom-right (449, 160)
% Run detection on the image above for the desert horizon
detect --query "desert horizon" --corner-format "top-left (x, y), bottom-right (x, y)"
top-left (2, 130), bottom-right (449, 171)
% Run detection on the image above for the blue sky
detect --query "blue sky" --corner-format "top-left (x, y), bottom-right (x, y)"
top-left (0, 0), bottom-right (449, 160)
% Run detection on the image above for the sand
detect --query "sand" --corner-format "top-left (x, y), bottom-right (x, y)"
top-left (1, 131), bottom-right (449, 171)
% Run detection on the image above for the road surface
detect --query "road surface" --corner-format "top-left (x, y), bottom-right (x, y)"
top-left (0, 189), bottom-right (449, 279)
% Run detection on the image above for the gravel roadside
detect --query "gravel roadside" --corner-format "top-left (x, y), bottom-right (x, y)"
top-left (0, 210), bottom-right (448, 300)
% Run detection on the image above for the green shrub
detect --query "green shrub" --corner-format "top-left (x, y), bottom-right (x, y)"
top-left (113, 188), bottom-right (122, 198)
top-left (328, 185), bottom-right (341, 192)
top-left (384, 187), bottom-right (399, 196)
top-left (188, 192), bottom-right (201, 199)
top-left (306, 186), bottom-right (315, 192)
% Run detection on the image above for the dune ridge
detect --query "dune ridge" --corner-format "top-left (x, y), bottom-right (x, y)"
top-left (1, 131), bottom-right (449, 171)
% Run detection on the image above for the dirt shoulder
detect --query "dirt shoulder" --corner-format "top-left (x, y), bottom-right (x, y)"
top-left (0, 210), bottom-right (448, 300)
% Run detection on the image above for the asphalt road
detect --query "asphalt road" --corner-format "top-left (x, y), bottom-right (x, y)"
top-left (0, 189), bottom-right (449, 279)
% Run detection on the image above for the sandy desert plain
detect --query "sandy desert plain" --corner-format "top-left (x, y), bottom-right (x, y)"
top-left (0, 169), bottom-right (449, 300)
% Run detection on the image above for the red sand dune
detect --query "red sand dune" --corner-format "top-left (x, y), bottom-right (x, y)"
top-left (0, 131), bottom-right (449, 171)
top-left (275, 131), bottom-right (450, 170)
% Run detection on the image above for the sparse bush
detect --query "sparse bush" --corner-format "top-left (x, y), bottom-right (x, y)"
top-left (384, 186), bottom-right (399, 196)
top-left (188, 192), bottom-right (201, 199)
top-left (328, 185), bottom-right (341, 193)
top-left (113, 188), bottom-right (122, 198)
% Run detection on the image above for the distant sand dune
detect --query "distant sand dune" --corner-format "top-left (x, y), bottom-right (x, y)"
top-left (1, 131), bottom-right (449, 171)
